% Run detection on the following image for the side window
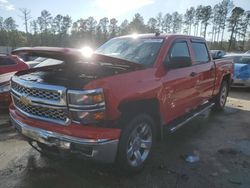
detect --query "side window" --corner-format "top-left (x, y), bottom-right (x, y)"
top-left (170, 42), bottom-right (190, 58)
top-left (0, 57), bottom-right (17, 66)
top-left (191, 42), bottom-right (209, 63)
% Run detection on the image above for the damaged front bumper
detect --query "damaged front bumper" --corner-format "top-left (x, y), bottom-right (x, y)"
top-left (10, 113), bottom-right (119, 163)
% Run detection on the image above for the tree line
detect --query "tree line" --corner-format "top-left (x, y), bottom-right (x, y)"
top-left (0, 0), bottom-right (249, 51)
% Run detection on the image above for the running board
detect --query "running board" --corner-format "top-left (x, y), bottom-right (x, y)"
top-left (168, 102), bottom-right (215, 133)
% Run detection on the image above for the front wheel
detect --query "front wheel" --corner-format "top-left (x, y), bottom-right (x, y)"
top-left (117, 114), bottom-right (156, 173)
top-left (213, 80), bottom-right (229, 111)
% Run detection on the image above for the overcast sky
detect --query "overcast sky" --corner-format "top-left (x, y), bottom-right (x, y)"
top-left (1, 0), bottom-right (250, 31)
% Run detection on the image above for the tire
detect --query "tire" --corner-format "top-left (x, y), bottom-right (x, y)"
top-left (117, 114), bottom-right (156, 173)
top-left (213, 80), bottom-right (229, 111)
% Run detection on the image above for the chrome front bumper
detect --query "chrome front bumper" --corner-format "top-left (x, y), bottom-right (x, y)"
top-left (232, 78), bottom-right (250, 88)
top-left (10, 114), bottom-right (119, 163)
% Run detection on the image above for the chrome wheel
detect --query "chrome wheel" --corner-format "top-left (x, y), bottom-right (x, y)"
top-left (126, 122), bottom-right (152, 167)
top-left (220, 84), bottom-right (228, 107)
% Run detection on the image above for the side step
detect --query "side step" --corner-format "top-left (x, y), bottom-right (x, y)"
top-left (167, 102), bottom-right (215, 133)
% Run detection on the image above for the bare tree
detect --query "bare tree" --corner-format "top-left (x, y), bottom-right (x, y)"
top-left (194, 5), bottom-right (203, 36)
top-left (99, 17), bottom-right (109, 41)
top-left (37, 10), bottom-right (52, 45)
top-left (147, 17), bottom-right (158, 33)
top-left (30, 20), bottom-right (38, 34)
top-left (184, 7), bottom-right (195, 35)
top-left (119, 19), bottom-right (129, 35)
top-left (172, 12), bottom-right (182, 33)
top-left (201, 6), bottom-right (212, 39)
top-left (19, 8), bottom-right (31, 35)
top-left (0, 16), bottom-right (4, 30)
top-left (211, 3), bottom-right (221, 43)
top-left (227, 7), bottom-right (244, 50)
top-left (220, 0), bottom-right (233, 46)
top-left (156, 12), bottom-right (163, 32)
top-left (162, 13), bottom-right (172, 33)
top-left (128, 13), bottom-right (147, 33)
top-left (239, 11), bottom-right (250, 50)
top-left (109, 18), bottom-right (119, 38)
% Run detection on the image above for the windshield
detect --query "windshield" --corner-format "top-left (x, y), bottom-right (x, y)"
top-left (95, 37), bottom-right (163, 66)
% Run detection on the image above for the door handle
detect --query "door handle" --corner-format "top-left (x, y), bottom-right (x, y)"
top-left (190, 72), bottom-right (197, 77)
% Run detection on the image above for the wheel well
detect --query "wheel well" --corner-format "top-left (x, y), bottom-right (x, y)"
top-left (222, 74), bottom-right (231, 93)
top-left (118, 99), bottom-right (161, 139)
top-left (222, 74), bottom-right (231, 85)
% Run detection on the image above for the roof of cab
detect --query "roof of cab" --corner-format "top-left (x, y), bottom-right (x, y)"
top-left (117, 33), bottom-right (205, 40)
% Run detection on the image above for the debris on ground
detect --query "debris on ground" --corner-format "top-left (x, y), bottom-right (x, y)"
top-left (184, 150), bottom-right (200, 163)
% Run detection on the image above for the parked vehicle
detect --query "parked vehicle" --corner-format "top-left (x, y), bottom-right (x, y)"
top-left (0, 54), bottom-right (28, 109)
top-left (210, 50), bottom-right (226, 59)
top-left (223, 54), bottom-right (250, 88)
top-left (10, 34), bottom-right (233, 172)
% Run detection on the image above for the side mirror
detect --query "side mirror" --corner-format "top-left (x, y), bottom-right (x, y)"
top-left (165, 56), bottom-right (192, 69)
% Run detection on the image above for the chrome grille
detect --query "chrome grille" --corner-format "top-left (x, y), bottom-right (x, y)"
top-left (11, 76), bottom-right (68, 125)
top-left (11, 81), bottom-right (60, 101)
top-left (13, 97), bottom-right (67, 122)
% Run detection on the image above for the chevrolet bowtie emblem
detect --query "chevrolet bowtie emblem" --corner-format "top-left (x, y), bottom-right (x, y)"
top-left (20, 95), bottom-right (32, 106)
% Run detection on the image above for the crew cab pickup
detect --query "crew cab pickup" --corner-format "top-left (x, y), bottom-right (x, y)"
top-left (10, 34), bottom-right (233, 172)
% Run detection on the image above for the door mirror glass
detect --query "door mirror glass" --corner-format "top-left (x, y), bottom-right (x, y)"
top-left (165, 56), bottom-right (192, 69)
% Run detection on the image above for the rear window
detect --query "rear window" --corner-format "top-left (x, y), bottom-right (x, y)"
top-left (0, 57), bottom-right (16, 66)
top-left (191, 42), bottom-right (209, 63)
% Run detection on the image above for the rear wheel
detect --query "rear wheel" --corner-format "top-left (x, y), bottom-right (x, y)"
top-left (213, 80), bottom-right (229, 111)
top-left (117, 114), bottom-right (155, 173)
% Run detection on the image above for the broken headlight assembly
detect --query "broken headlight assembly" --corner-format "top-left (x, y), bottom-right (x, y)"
top-left (67, 88), bottom-right (106, 124)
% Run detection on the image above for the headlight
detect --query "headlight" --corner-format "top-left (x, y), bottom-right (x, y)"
top-left (0, 82), bottom-right (10, 93)
top-left (70, 109), bottom-right (105, 124)
top-left (68, 88), bottom-right (104, 106)
top-left (68, 88), bottom-right (106, 124)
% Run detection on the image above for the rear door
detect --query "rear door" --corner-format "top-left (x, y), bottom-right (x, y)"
top-left (161, 40), bottom-right (199, 122)
top-left (190, 40), bottom-right (215, 104)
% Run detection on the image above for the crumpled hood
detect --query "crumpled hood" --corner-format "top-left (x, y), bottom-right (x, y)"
top-left (234, 63), bottom-right (250, 80)
top-left (12, 47), bottom-right (143, 89)
top-left (12, 47), bottom-right (142, 71)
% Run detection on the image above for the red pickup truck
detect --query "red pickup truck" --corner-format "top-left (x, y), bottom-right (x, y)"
top-left (10, 34), bottom-right (233, 172)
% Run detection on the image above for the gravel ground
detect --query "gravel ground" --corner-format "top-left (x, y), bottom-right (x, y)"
top-left (0, 88), bottom-right (249, 188)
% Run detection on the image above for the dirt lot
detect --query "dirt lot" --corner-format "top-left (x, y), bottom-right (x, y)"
top-left (0, 88), bottom-right (249, 188)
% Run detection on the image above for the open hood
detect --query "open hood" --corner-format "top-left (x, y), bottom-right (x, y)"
top-left (12, 47), bottom-right (142, 70)
top-left (12, 47), bottom-right (143, 89)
